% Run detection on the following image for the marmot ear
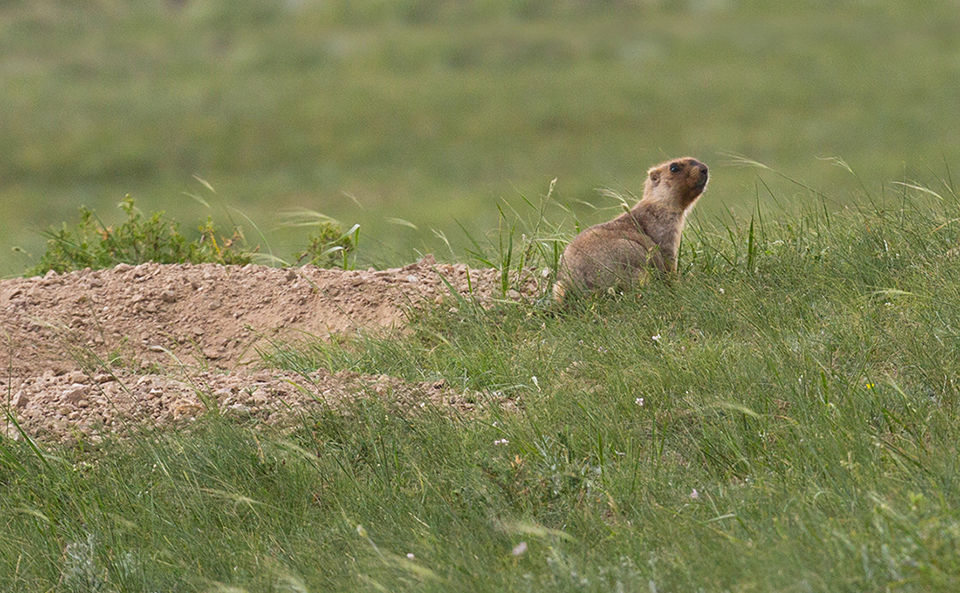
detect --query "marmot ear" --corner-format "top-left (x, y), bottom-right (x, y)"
top-left (649, 170), bottom-right (660, 186)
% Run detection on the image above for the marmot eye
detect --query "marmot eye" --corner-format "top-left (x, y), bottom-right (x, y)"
top-left (669, 163), bottom-right (681, 173)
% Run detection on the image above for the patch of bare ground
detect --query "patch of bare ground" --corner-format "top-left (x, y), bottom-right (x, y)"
top-left (0, 256), bottom-right (541, 441)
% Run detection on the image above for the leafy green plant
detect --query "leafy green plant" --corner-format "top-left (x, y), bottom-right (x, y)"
top-left (292, 218), bottom-right (359, 270)
top-left (26, 196), bottom-right (253, 276)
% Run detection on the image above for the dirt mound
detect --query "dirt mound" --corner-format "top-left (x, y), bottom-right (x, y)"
top-left (0, 257), bottom-right (541, 441)
top-left (0, 367), bottom-right (504, 443)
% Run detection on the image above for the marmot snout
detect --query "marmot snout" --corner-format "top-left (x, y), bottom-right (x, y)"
top-left (554, 157), bottom-right (708, 302)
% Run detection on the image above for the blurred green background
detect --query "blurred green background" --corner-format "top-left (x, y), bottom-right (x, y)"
top-left (2, 0), bottom-right (959, 276)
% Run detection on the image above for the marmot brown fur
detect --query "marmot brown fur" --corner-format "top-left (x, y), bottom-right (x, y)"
top-left (554, 157), bottom-right (708, 302)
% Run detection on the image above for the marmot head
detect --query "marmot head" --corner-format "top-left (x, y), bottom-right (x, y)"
top-left (644, 157), bottom-right (709, 210)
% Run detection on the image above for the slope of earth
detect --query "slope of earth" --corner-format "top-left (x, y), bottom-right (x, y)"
top-left (0, 256), bottom-right (541, 441)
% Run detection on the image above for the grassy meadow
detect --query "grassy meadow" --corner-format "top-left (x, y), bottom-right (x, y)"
top-left (4, 0), bottom-right (960, 590)
top-left (3, 0), bottom-right (960, 274)
top-left (5, 179), bottom-right (960, 590)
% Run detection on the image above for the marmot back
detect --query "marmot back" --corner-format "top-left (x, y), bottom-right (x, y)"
top-left (554, 157), bottom-right (708, 302)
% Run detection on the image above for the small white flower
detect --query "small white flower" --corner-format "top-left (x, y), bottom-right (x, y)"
top-left (689, 489), bottom-right (700, 500)
top-left (406, 553), bottom-right (415, 560)
top-left (651, 334), bottom-right (661, 342)
top-left (718, 287), bottom-right (725, 294)
top-left (532, 376), bottom-right (540, 391)
top-left (635, 397), bottom-right (644, 406)
top-left (494, 439), bottom-right (510, 446)
top-left (512, 541), bottom-right (528, 556)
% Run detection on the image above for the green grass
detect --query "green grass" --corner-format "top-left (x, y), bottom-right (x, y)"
top-left (4, 177), bottom-right (960, 590)
top-left (3, 1), bottom-right (960, 275)
top-left (4, 1), bottom-right (960, 588)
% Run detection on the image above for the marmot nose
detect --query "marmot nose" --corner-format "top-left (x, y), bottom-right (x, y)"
top-left (699, 163), bottom-right (708, 177)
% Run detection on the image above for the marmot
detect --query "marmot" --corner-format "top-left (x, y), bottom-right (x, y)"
top-left (554, 157), bottom-right (708, 302)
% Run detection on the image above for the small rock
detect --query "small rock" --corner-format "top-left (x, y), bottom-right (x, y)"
top-left (12, 390), bottom-right (29, 408)
top-left (285, 269), bottom-right (298, 281)
top-left (161, 290), bottom-right (177, 303)
top-left (209, 300), bottom-right (221, 310)
top-left (63, 384), bottom-right (90, 405)
top-left (65, 371), bottom-right (87, 384)
top-left (227, 403), bottom-right (251, 415)
top-left (203, 347), bottom-right (223, 360)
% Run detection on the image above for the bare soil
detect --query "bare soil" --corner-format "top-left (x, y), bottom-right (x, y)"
top-left (0, 256), bottom-right (541, 442)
